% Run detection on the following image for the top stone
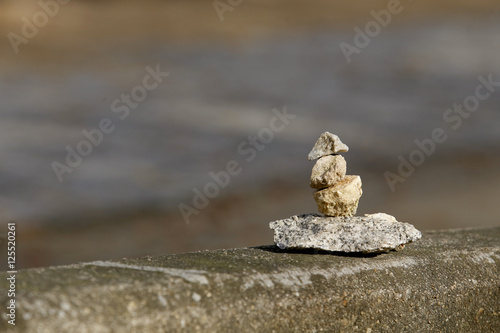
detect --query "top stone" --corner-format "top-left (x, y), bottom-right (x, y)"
top-left (307, 132), bottom-right (349, 160)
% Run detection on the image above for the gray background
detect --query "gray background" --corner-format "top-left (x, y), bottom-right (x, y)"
top-left (1, 0), bottom-right (499, 268)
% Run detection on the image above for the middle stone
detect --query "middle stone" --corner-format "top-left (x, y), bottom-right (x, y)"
top-left (310, 155), bottom-right (347, 189)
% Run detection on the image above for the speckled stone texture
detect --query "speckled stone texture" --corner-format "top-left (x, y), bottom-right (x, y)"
top-left (310, 155), bottom-right (347, 189)
top-left (269, 213), bottom-right (422, 253)
top-left (313, 175), bottom-right (362, 216)
top-left (307, 132), bottom-right (349, 160)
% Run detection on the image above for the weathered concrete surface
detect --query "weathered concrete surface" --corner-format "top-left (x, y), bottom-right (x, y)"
top-left (1, 228), bottom-right (499, 332)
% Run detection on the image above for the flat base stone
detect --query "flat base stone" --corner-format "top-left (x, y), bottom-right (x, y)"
top-left (269, 213), bottom-right (422, 253)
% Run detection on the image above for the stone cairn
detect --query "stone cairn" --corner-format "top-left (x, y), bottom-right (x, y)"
top-left (308, 132), bottom-right (362, 217)
top-left (269, 131), bottom-right (422, 253)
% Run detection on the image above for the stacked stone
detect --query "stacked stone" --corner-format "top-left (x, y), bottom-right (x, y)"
top-left (269, 131), bottom-right (421, 253)
top-left (308, 132), bottom-right (362, 217)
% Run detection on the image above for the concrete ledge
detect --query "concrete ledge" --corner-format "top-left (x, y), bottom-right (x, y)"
top-left (1, 228), bottom-right (500, 332)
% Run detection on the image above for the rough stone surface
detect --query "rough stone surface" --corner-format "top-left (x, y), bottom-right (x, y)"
top-left (307, 132), bottom-right (349, 160)
top-left (269, 213), bottom-right (422, 253)
top-left (310, 155), bottom-right (347, 189)
top-left (313, 175), bottom-right (362, 216)
top-left (1, 228), bottom-right (499, 333)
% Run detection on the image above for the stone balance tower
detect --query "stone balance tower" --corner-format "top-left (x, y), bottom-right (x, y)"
top-left (270, 131), bottom-right (421, 253)
top-left (308, 132), bottom-right (362, 217)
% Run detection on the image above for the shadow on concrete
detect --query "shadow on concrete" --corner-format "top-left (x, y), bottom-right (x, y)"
top-left (252, 245), bottom-right (388, 258)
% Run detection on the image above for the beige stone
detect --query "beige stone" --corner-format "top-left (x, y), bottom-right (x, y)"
top-left (313, 175), bottom-right (362, 217)
top-left (308, 132), bottom-right (349, 161)
top-left (310, 155), bottom-right (347, 189)
top-left (365, 213), bottom-right (398, 222)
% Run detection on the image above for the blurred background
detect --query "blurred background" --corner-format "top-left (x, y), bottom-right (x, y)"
top-left (1, 0), bottom-right (499, 269)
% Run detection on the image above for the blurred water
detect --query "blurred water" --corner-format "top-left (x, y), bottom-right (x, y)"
top-left (2, 20), bottom-right (500, 226)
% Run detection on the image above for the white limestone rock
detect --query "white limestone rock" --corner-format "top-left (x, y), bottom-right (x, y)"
top-left (269, 213), bottom-right (422, 253)
top-left (313, 175), bottom-right (362, 216)
top-left (365, 212), bottom-right (398, 222)
top-left (308, 132), bottom-right (349, 161)
top-left (310, 155), bottom-right (347, 189)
